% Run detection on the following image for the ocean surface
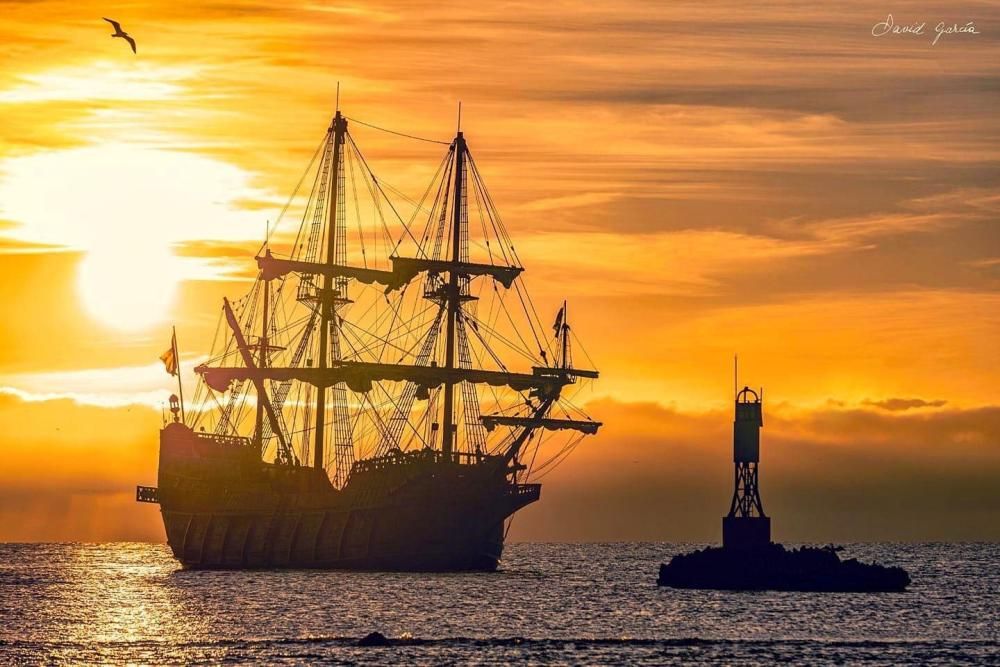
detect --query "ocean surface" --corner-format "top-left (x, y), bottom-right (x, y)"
top-left (0, 542), bottom-right (996, 665)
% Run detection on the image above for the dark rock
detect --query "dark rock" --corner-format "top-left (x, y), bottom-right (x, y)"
top-left (357, 631), bottom-right (392, 647)
top-left (657, 543), bottom-right (910, 592)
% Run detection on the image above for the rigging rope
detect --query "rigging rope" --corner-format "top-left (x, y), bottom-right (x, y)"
top-left (348, 134), bottom-right (431, 258)
top-left (258, 132), bottom-right (327, 255)
top-left (345, 116), bottom-right (451, 145)
top-left (198, 112), bottom-right (599, 474)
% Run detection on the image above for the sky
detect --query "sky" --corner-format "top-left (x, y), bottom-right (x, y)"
top-left (0, 0), bottom-right (997, 542)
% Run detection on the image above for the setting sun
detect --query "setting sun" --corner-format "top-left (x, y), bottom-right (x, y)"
top-left (0, 140), bottom-right (273, 330)
top-left (77, 246), bottom-right (177, 331)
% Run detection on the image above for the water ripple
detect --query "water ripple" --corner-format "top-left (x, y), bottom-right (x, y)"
top-left (0, 543), bottom-right (996, 664)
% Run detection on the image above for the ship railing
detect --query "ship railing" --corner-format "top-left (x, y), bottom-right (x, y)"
top-left (351, 448), bottom-right (502, 475)
top-left (192, 430), bottom-right (251, 449)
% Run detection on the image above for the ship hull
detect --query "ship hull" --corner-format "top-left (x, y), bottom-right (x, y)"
top-left (156, 423), bottom-right (539, 571)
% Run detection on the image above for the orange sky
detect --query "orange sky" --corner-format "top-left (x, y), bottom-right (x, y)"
top-left (0, 0), bottom-right (998, 542)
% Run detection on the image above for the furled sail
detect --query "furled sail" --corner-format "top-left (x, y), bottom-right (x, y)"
top-left (188, 109), bottom-right (601, 488)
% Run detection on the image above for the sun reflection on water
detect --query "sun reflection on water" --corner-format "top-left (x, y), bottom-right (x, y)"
top-left (60, 543), bottom-right (208, 647)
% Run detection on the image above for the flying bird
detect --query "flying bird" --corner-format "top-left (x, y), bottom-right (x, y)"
top-left (102, 17), bottom-right (136, 54)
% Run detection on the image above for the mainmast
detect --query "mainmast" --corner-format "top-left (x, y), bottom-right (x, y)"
top-left (314, 111), bottom-right (348, 471)
top-left (441, 131), bottom-right (466, 458)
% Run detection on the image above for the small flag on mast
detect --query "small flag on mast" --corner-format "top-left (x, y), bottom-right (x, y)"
top-left (552, 306), bottom-right (564, 336)
top-left (160, 332), bottom-right (178, 376)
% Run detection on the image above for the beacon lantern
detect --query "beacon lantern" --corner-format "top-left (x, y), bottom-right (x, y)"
top-left (723, 386), bottom-right (771, 549)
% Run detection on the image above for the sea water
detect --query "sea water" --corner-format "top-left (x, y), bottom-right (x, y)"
top-left (1, 542), bottom-right (997, 664)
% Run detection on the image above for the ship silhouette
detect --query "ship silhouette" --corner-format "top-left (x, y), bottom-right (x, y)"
top-left (137, 110), bottom-right (601, 570)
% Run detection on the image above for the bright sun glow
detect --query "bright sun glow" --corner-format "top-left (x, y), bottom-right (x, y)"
top-left (0, 141), bottom-right (271, 331)
top-left (78, 247), bottom-right (179, 331)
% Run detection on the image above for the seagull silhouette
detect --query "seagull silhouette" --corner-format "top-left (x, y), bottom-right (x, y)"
top-left (103, 18), bottom-right (136, 54)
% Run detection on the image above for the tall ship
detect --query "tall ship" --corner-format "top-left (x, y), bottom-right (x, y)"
top-left (137, 109), bottom-right (602, 570)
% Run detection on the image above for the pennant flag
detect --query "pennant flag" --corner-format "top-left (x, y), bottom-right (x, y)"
top-left (552, 306), bottom-right (564, 336)
top-left (160, 333), bottom-right (178, 376)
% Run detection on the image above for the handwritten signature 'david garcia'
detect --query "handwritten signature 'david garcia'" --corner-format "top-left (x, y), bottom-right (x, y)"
top-left (871, 14), bottom-right (980, 45)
